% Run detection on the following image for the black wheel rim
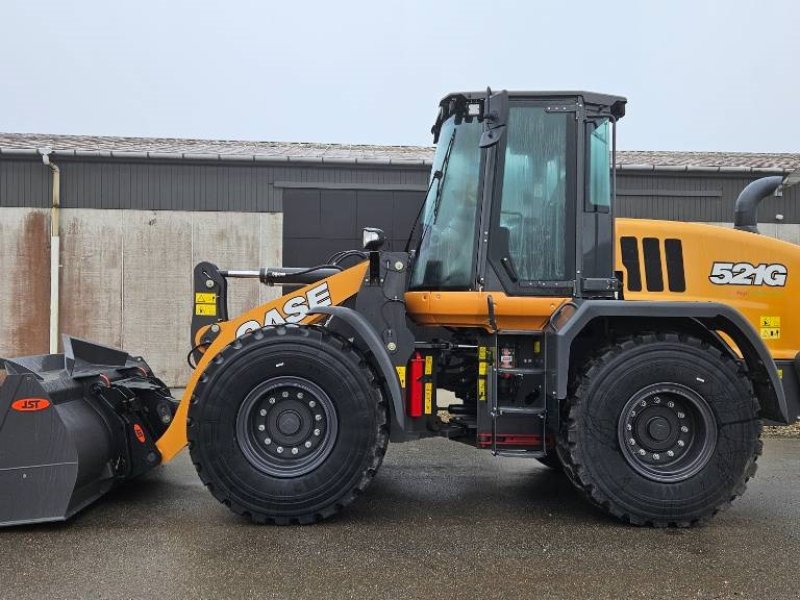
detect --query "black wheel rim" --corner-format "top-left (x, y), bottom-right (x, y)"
top-left (617, 383), bottom-right (717, 483)
top-left (236, 376), bottom-right (338, 478)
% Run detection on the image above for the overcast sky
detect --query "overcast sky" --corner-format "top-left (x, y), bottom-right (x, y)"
top-left (1, 0), bottom-right (797, 152)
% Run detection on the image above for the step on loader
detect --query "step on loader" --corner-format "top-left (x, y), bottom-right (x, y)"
top-left (1, 89), bottom-right (799, 527)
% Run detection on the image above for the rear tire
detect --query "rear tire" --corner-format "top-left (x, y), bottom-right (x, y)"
top-left (559, 332), bottom-right (762, 527)
top-left (188, 325), bottom-right (389, 524)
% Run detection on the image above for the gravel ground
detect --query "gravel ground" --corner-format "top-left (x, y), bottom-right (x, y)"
top-left (764, 421), bottom-right (800, 437)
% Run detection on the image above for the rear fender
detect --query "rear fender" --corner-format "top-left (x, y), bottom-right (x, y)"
top-left (548, 300), bottom-right (789, 423)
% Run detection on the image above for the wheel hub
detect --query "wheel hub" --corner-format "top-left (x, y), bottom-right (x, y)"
top-left (236, 376), bottom-right (338, 478)
top-left (646, 416), bottom-right (670, 441)
top-left (618, 383), bottom-right (717, 483)
top-left (277, 411), bottom-right (302, 436)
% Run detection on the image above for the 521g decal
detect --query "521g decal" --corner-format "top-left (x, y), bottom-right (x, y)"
top-left (709, 262), bottom-right (788, 287)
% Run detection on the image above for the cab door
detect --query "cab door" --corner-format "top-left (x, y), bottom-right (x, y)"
top-left (486, 102), bottom-right (578, 297)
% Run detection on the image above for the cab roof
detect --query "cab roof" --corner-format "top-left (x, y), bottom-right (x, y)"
top-left (440, 90), bottom-right (627, 119)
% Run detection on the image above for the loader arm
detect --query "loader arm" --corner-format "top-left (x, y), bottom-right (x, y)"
top-left (155, 261), bottom-right (370, 462)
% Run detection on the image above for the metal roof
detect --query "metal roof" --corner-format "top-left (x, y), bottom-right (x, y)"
top-left (1, 132), bottom-right (798, 173)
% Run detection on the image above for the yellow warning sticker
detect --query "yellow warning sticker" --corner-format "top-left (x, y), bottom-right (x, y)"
top-left (760, 328), bottom-right (781, 340)
top-left (760, 316), bottom-right (780, 328)
top-left (478, 379), bottom-right (487, 401)
top-left (478, 346), bottom-right (488, 360)
top-left (424, 355), bottom-right (433, 375)
top-left (395, 366), bottom-right (406, 388)
top-left (195, 303), bottom-right (217, 316)
top-left (195, 292), bottom-right (217, 304)
top-left (424, 384), bottom-right (433, 414)
top-left (479, 362), bottom-right (487, 376)
top-left (778, 369), bottom-right (784, 379)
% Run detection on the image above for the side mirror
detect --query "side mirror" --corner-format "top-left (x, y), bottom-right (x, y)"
top-left (362, 227), bottom-right (386, 251)
top-left (479, 87), bottom-right (509, 148)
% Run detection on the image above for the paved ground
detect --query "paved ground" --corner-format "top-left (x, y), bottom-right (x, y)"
top-left (0, 438), bottom-right (798, 600)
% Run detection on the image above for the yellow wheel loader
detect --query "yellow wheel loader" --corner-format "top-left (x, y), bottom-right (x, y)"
top-left (1, 89), bottom-right (798, 527)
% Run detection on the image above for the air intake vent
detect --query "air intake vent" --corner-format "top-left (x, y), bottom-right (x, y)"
top-left (664, 239), bottom-right (686, 292)
top-left (619, 237), bottom-right (686, 294)
top-left (620, 237), bottom-right (642, 292)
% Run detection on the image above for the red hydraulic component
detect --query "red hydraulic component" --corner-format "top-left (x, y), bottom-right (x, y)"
top-left (408, 352), bottom-right (424, 417)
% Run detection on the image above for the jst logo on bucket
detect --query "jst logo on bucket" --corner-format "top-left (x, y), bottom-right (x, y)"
top-left (11, 398), bottom-right (51, 412)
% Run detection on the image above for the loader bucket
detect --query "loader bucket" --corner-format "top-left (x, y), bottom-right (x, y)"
top-left (0, 336), bottom-right (177, 527)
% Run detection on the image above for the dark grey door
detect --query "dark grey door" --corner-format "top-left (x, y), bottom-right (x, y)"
top-left (282, 188), bottom-right (425, 267)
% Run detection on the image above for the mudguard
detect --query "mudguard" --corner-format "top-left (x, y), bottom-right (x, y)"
top-left (310, 305), bottom-right (405, 432)
top-left (547, 300), bottom-right (789, 423)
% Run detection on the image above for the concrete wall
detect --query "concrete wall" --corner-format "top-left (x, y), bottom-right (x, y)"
top-left (0, 207), bottom-right (281, 386)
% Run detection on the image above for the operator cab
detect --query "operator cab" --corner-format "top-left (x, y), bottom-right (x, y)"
top-left (409, 90), bottom-right (626, 300)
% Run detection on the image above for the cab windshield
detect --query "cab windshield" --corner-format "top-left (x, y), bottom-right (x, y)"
top-left (409, 115), bottom-right (482, 289)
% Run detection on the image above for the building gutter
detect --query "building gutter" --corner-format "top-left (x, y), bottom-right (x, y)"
top-left (38, 147), bottom-right (61, 354)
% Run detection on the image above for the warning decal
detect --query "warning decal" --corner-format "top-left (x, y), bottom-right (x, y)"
top-left (396, 366), bottom-right (406, 388)
top-left (760, 316), bottom-right (781, 340)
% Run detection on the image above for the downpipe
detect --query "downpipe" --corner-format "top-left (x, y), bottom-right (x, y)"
top-left (39, 148), bottom-right (61, 354)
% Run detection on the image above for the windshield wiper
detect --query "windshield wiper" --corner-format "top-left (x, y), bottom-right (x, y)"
top-left (430, 128), bottom-right (457, 225)
top-left (404, 127), bottom-right (457, 251)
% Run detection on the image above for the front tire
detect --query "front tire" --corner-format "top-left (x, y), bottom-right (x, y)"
top-left (559, 332), bottom-right (762, 527)
top-left (188, 325), bottom-right (389, 524)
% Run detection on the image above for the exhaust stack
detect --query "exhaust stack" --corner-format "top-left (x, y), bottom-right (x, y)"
top-left (734, 170), bottom-right (800, 233)
top-left (733, 175), bottom-right (784, 233)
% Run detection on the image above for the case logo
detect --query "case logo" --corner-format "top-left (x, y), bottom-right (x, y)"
top-left (235, 282), bottom-right (332, 337)
top-left (709, 262), bottom-right (787, 287)
top-left (11, 398), bottom-right (51, 412)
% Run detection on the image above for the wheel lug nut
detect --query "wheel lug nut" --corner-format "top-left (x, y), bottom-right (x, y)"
top-left (258, 424), bottom-right (265, 431)
top-left (667, 401), bottom-right (675, 408)
top-left (681, 426), bottom-right (689, 433)
top-left (315, 414), bottom-right (322, 421)
top-left (304, 441), bottom-right (312, 448)
top-left (667, 450), bottom-right (675, 457)
top-left (678, 440), bottom-right (685, 447)
top-left (264, 438), bottom-right (272, 445)
top-left (313, 429), bottom-right (321, 436)
top-left (640, 400), bottom-right (647, 407)
top-left (298, 392), bottom-right (304, 399)
top-left (276, 446), bottom-right (284, 453)
top-left (269, 397), bottom-right (276, 404)
top-left (654, 397), bottom-right (661, 404)
top-left (309, 400), bottom-right (316, 408)
top-left (282, 391), bottom-right (289, 398)
top-left (638, 449), bottom-right (646, 456)
top-left (259, 408), bottom-right (267, 416)
top-left (630, 411), bottom-right (636, 418)
top-left (291, 447), bottom-right (298, 455)
top-left (626, 424), bottom-right (632, 431)
top-left (677, 412), bottom-right (686, 419)
top-left (629, 438), bottom-right (636, 445)
top-left (653, 453), bottom-right (660, 461)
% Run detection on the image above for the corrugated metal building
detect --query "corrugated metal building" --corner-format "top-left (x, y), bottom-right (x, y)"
top-left (2, 135), bottom-right (799, 253)
top-left (1, 133), bottom-right (799, 384)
